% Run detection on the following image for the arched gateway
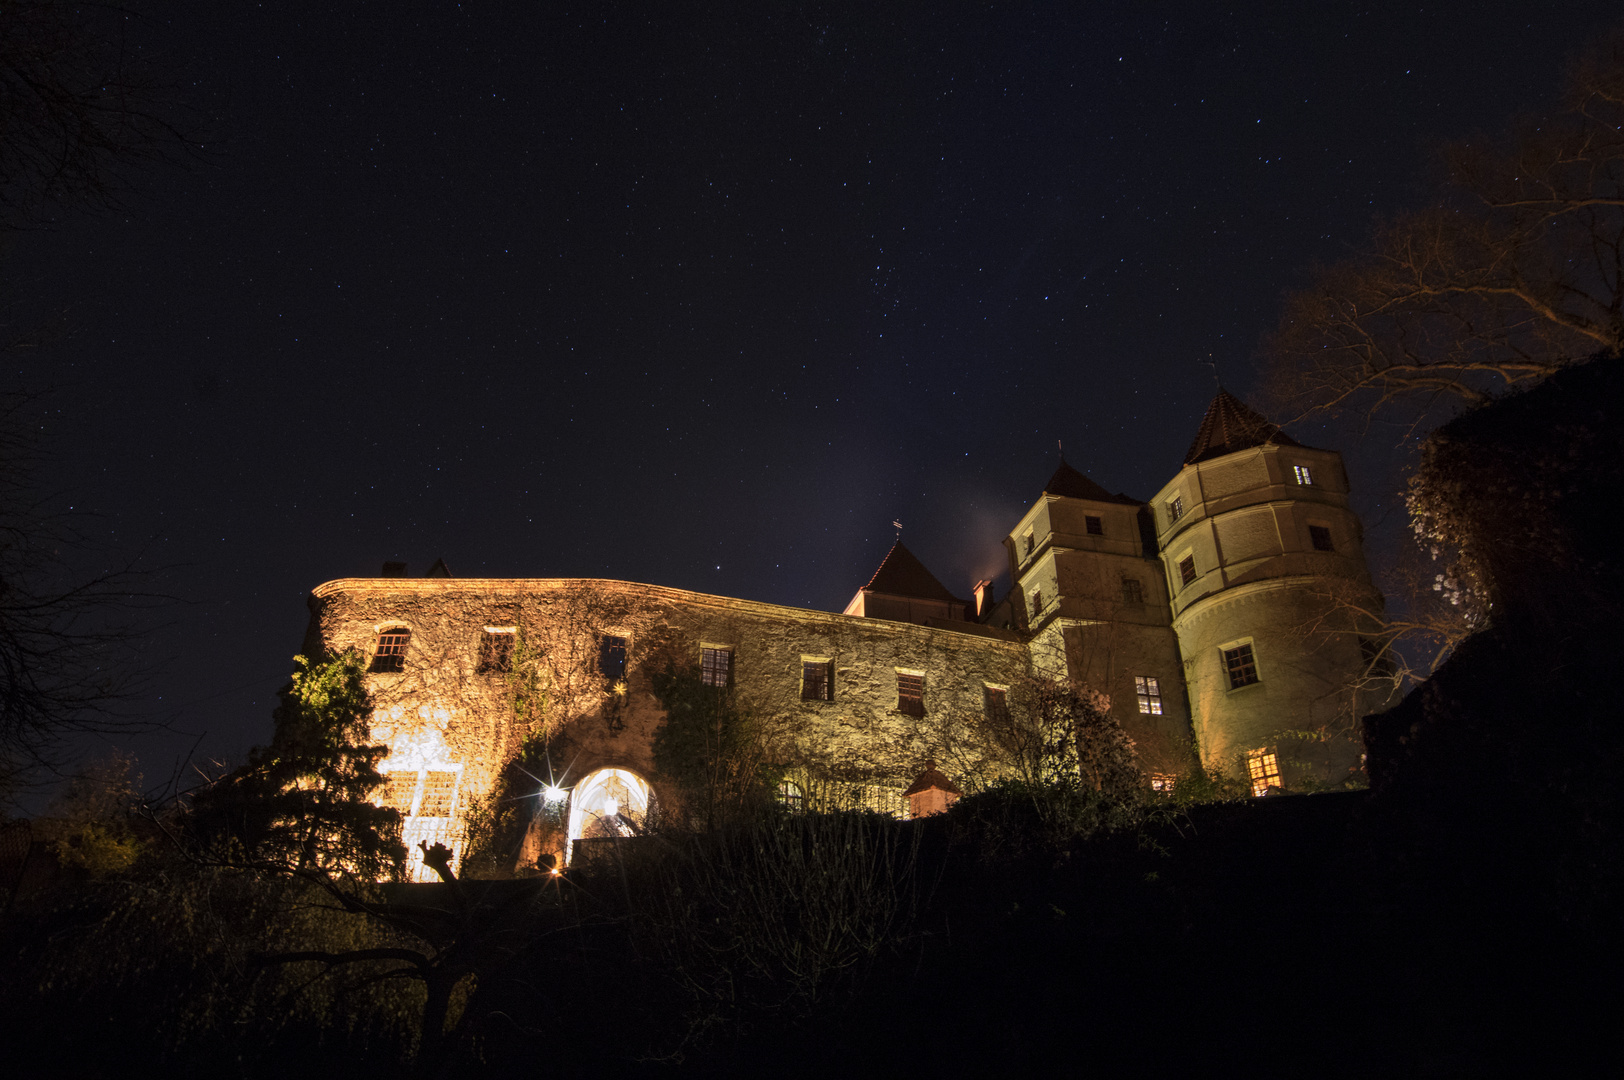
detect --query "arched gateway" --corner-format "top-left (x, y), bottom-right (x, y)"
top-left (566, 767), bottom-right (652, 864)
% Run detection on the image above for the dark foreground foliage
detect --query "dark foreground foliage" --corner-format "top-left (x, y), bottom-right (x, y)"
top-left (3, 769), bottom-right (1616, 1077)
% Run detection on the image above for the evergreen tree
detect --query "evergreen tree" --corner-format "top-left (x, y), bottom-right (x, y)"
top-left (190, 651), bottom-right (404, 880)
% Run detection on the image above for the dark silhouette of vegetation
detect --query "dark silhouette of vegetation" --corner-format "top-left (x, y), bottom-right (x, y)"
top-left (188, 651), bottom-right (405, 879)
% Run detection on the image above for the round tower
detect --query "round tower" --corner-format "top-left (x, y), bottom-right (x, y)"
top-left (1153, 391), bottom-right (1388, 791)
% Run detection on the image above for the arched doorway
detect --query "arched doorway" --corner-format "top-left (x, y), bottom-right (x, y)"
top-left (566, 767), bottom-right (652, 864)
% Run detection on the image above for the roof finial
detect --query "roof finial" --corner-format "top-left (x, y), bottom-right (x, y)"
top-left (891, 518), bottom-right (903, 540)
top-left (1057, 437), bottom-right (1064, 462)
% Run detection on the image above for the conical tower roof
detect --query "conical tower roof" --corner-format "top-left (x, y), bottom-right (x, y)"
top-left (1183, 389), bottom-right (1301, 465)
top-left (860, 540), bottom-right (963, 604)
top-left (1042, 460), bottom-right (1141, 505)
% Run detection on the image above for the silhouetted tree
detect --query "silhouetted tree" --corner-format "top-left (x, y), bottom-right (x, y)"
top-left (1265, 29), bottom-right (1624, 426)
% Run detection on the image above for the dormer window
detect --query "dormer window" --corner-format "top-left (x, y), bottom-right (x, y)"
top-left (1022, 528), bottom-right (1035, 556)
top-left (1168, 496), bottom-right (1184, 523)
top-left (371, 627), bottom-right (411, 673)
top-left (1085, 515), bottom-right (1103, 536)
top-left (1293, 464), bottom-right (1314, 486)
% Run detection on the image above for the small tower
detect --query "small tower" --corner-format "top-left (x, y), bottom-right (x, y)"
top-left (1004, 460), bottom-right (1192, 772)
top-left (1153, 390), bottom-right (1386, 789)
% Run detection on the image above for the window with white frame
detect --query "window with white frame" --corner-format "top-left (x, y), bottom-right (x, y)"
top-left (371, 627), bottom-right (411, 673)
top-left (1293, 464), bottom-right (1314, 485)
top-left (1224, 642), bottom-right (1259, 689)
top-left (1168, 495), bottom-right (1184, 523)
top-left (1135, 676), bottom-right (1163, 715)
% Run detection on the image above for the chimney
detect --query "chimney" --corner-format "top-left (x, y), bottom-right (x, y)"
top-left (381, 561), bottom-right (407, 578)
top-left (973, 579), bottom-right (994, 620)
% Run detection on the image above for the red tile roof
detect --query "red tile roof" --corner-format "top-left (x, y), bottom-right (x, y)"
top-left (1182, 389), bottom-right (1303, 465)
top-left (860, 540), bottom-right (964, 604)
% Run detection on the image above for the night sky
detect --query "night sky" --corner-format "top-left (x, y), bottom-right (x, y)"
top-left (7, 2), bottom-right (1619, 782)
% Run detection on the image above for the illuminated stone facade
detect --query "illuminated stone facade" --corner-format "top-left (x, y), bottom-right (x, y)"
top-left (301, 390), bottom-right (1383, 877)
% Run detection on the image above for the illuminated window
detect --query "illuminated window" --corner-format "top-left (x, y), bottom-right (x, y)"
top-left (1168, 495), bottom-right (1184, 523)
top-left (984, 685), bottom-right (1009, 725)
top-left (599, 634), bottom-right (627, 680)
top-left (777, 779), bottom-right (804, 812)
top-left (1293, 464), bottom-right (1314, 485)
top-left (1178, 555), bottom-right (1197, 587)
top-left (1122, 578), bottom-right (1144, 605)
top-left (419, 771), bottom-right (459, 817)
top-left (1309, 525), bottom-right (1335, 551)
top-left (1135, 676), bottom-right (1163, 715)
top-left (371, 628), bottom-right (411, 673)
top-left (1224, 643), bottom-right (1259, 688)
top-left (1150, 773), bottom-right (1176, 794)
top-left (897, 672), bottom-right (925, 716)
top-left (701, 647), bottom-right (732, 687)
top-left (1085, 515), bottom-right (1103, 535)
top-left (1247, 748), bottom-right (1282, 797)
top-left (383, 771), bottom-right (420, 814)
top-left (477, 629), bottom-right (515, 674)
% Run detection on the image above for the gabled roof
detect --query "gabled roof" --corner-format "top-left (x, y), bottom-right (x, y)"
top-left (903, 762), bottom-right (963, 797)
top-left (860, 540), bottom-right (963, 604)
top-left (1182, 389), bottom-right (1302, 465)
top-left (1042, 460), bottom-right (1142, 505)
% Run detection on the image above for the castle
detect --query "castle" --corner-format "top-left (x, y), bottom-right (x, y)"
top-left (303, 390), bottom-right (1388, 878)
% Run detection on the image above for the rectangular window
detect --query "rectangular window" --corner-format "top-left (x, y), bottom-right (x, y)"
top-left (477, 630), bottom-right (515, 674)
top-left (383, 771), bottom-right (420, 814)
top-left (1293, 464), bottom-right (1314, 486)
top-left (1023, 528), bottom-right (1035, 556)
top-left (1150, 773), bottom-right (1176, 794)
top-left (419, 771), bottom-right (459, 817)
top-left (1309, 525), bottom-right (1335, 551)
top-left (801, 660), bottom-right (833, 701)
top-left (371, 628), bottom-right (411, 673)
top-left (701, 646), bottom-right (732, 687)
top-left (1168, 495), bottom-right (1184, 523)
top-left (1085, 515), bottom-right (1103, 535)
top-left (984, 685), bottom-right (1009, 725)
top-left (1135, 676), bottom-right (1163, 715)
top-left (599, 634), bottom-right (628, 680)
top-left (1121, 578), bottom-right (1144, 605)
top-left (1178, 555), bottom-right (1197, 587)
top-left (1224, 643), bottom-right (1259, 689)
top-left (897, 672), bottom-right (925, 716)
top-left (1030, 588), bottom-right (1044, 616)
top-left (1247, 749), bottom-right (1282, 797)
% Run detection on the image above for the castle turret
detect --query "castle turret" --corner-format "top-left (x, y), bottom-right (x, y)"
top-left (1153, 390), bottom-right (1386, 790)
top-left (1004, 460), bottom-right (1193, 774)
